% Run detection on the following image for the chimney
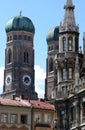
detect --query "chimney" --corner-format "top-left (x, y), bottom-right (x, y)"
top-left (20, 95), bottom-right (24, 100)
top-left (13, 95), bottom-right (16, 100)
top-left (28, 99), bottom-right (30, 103)
top-left (39, 98), bottom-right (45, 102)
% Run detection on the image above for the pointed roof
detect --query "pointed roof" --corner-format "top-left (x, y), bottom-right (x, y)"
top-left (63, 0), bottom-right (76, 27)
top-left (66, 0), bottom-right (73, 6)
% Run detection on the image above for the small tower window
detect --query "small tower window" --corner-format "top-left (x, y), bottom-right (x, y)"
top-left (62, 68), bottom-right (66, 80)
top-left (75, 37), bottom-right (78, 52)
top-left (49, 58), bottom-right (53, 72)
top-left (51, 45), bottom-right (53, 50)
top-left (68, 36), bottom-right (73, 51)
top-left (18, 35), bottom-right (22, 40)
top-left (8, 49), bottom-right (12, 63)
top-left (28, 36), bottom-right (31, 41)
top-left (13, 35), bottom-right (17, 40)
top-left (7, 36), bottom-right (9, 42)
top-left (10, 36), bottom-right (12, 41)
top-left (24, 51), bottom-right (29, 63)
top-left (68, 68), bottom-right (73, 79)
top-left (63, 37), bottom-right (66, 51)
top-left (23, 35), bottom-right (27, 40)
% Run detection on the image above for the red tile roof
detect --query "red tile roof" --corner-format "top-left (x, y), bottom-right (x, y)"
top-left (0, 98), bottom-right (55, 111)
top-left (0, 98), bottom-right (31, 107)
top-left (28, 99), bottom-right (55, 110)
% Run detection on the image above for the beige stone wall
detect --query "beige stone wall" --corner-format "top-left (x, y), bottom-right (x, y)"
top-left (0, 105), bottom-right (31, 130)
top-left (32, 108), bottom-right (54, 130)
top-left (0, 125), bottom-right (29, 130)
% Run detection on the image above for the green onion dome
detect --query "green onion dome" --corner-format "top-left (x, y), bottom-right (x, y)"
top-left (5, 15), bottom-right (35, 33)
top-left (46, 26), bottom-right (59, 42)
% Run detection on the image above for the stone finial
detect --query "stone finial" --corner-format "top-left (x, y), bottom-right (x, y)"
top-left (20, 11), bottom-right (22, 16)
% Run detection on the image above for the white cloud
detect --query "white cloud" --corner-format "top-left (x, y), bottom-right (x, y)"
top-left (0, 65), bottom-right (46, 98)
top-left (35, 65), bottom-right (46, 98)
top-left (0, 66), bottom-right (4, 93)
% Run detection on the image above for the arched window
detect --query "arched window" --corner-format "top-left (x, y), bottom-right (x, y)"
top-left (63, 37), bottom-right (66, 51)
top-left (62, 68), bottom-right (66, 80)
top-left (10, 36), bottom-right (12, 40)
top-left (8, 49), bottom-right (12, 63)
top-left (68, 36), bottom-right (73, 51)
top-left (24, 51), bottom-right (29, 63)
top-left (49, 58), bottom-right (53, 72)
top-left (7, 36), bottom-right (9, 42)
top-left (51, 45), bottom-right (53, 50)
top-left (75, 37), bottom-right (78, 52)
top-left (18, 35), bottom-right (22, 40)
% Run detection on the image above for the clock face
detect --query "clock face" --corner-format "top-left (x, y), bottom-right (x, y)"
top-left (5, 75), bottom-right (12, 86)
top-left (22, 75), bottom-right (31, 86)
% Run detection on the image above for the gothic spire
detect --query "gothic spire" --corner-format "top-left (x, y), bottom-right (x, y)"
top-left (63, 0), bottom-right (76, 27)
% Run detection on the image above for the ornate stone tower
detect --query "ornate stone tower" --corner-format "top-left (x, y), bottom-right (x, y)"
top-left (1, 14), bottom-right (38, 99)
top-left (45, 0), bottom-right (83, 100)
top-left (46, 1), bottom-right (85, 130)
top-left (55, 0), bottom-right (82, 96)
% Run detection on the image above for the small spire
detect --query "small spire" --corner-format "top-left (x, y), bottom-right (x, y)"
top-left (66, 0), bottom-right (73, 6)
top-left (63, 0), bottom-right (76, 27)
top-left (19, 11), bottom-right (22, 16)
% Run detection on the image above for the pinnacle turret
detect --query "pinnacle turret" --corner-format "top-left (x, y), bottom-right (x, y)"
top-left (63, 0), bottom-right (76, 27)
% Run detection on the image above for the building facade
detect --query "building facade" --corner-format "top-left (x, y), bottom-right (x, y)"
top-left (0, 97), bottom-right (55, 130)
top-left (45, 0), bottom-right (85, 130)
top-left (1, 14), bottom-right (37, 99)
top-left (0, 98), bottom-right (31, 130)
top-left (30, 99), bottom-right (55, 130)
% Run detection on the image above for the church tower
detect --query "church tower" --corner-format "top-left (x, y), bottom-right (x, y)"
top-left (45, 27), bottom-right (59, 99)
top-left (1, 14), bottom-right (38, 99)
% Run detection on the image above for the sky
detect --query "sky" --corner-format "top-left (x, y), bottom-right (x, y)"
top-left (0, 0), bottom-right (85, 98)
